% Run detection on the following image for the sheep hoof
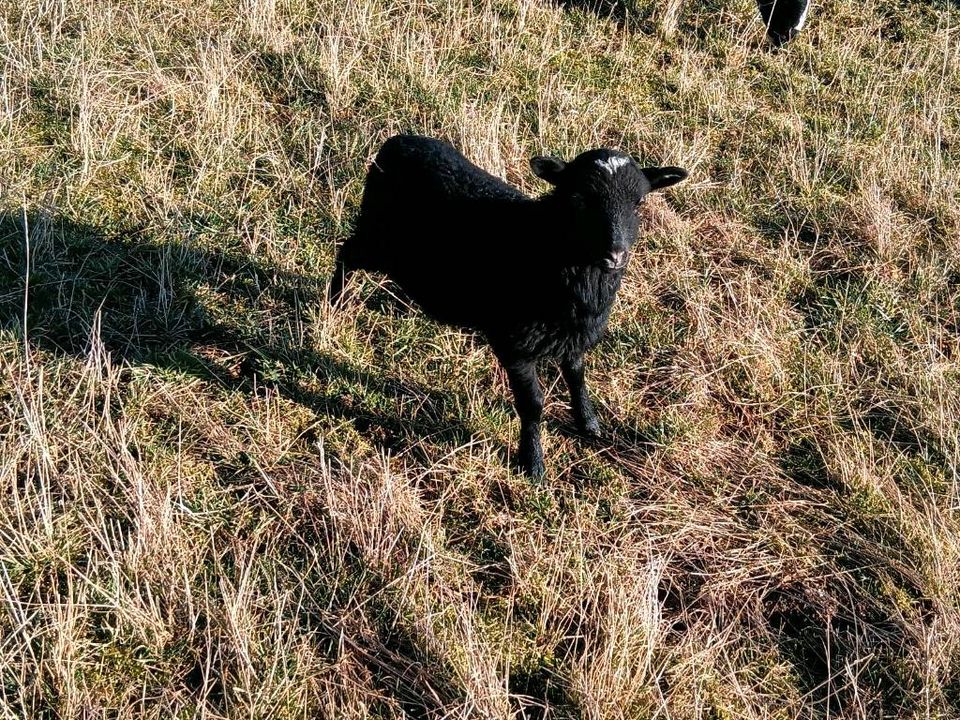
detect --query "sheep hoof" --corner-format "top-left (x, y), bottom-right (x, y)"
top-left (576, 417), bottom-right (601, 438)
top-left (580, 419), bottom-right (600, 440)
top-left (517, 451), bottom-right (546, 480)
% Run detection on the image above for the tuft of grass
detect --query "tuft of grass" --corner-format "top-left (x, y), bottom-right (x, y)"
top-left (1, 0), bottom-right (959, 717)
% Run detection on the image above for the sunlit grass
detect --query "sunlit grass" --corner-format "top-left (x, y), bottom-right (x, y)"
top-left (1, 0), bottom-right (958, 717)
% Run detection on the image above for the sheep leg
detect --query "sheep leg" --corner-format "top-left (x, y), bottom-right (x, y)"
top-left (505, 362), bottom-right (545, 478)
top-left (561, 356), bottom-right (600, 437)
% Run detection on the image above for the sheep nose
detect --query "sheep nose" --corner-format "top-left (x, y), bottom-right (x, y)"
top-left (605, 248), bottom-right (627, 270)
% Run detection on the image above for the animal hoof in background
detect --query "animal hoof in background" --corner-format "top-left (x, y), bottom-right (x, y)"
top-left (756, 0), bottom-right (810, 46)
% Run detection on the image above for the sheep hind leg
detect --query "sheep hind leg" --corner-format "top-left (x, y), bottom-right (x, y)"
top-left (561, 355), bottom-right (600, 437)
top-left (505, 362), bottom-right (545, 479)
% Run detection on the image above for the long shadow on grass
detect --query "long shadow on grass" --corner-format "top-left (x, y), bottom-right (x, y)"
top-left (0, 209), bottom-right (484, 464)
top-left (549, 0), bottom-right (638, 26)
top-left (548, 0), bottom-right (724, 32)
top-left (549, 0), bottom-right (774, 44)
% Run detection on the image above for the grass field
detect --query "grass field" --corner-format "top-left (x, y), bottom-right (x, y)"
top-left (1, 0), bottom-right (959, 717)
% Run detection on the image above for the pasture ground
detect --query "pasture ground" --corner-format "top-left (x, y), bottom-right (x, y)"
top-left (1, 0), bottom-right (958, 717)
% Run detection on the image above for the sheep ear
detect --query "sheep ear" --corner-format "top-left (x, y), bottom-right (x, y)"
top-left (530, 156), bottom-right (566, 185)
top-left (641, 166), bottom-right (688, 191)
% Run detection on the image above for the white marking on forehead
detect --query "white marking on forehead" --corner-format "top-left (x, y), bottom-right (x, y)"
top-left (596, 155), bottom-right (631, 175)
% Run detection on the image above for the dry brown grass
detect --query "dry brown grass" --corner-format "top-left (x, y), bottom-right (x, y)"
top-left (1, 0), bottom-right (959, 717)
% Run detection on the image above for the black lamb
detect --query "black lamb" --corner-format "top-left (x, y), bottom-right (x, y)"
top-left (328, 134), bottom-right (687, 477)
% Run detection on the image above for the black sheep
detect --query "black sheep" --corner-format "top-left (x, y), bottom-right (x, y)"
top-left (329, 134), bottom-right (687, 477)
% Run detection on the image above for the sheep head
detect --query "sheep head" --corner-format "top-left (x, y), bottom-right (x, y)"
top-left (530, 150), bottom-right (687, 271)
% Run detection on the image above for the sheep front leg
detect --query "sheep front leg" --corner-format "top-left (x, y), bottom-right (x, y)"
top-left (561, 355), bottom-right (600, 437)
top-left (506, 362), bottom-right (545, 478)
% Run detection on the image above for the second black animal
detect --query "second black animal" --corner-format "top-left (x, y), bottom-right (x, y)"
top-left (329, 135), bottom-right (687, 477)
